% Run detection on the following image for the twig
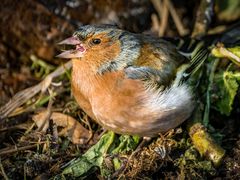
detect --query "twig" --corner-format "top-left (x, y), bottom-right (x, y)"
top-left (150, 0), bottom-right (162, 18)
top-left (165, 0), bottom-right (189, 36)
top-left (219, 47), bottom-right (240, 63)
top-left (151, 0), bottom-right (169, 36)
top-left (150, 0), bottom-right (163, 35)
top-left (0, 158), bottom-right (9, 180)
top-left (191, 0), bottom-right (214, 38)
top-left (81, 114), bottom-right (94, 142)
top-left (36, 95), bottom-right (54, 132)
top-left (0, 61), bottom-right (72, 120)
top-left (0, 144), bottom-right (38, 156)
top-left (159, 0), bottom-right (169, 36)
top-left (151, 0), bottom-right (188, 36)
top-left (151, 14), bottom-right (160, 33)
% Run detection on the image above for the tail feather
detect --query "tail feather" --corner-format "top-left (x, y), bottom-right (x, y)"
top-left (182, 43), bottom-right (209, 81)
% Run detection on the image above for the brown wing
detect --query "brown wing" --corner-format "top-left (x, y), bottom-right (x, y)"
top-left (132, 36), bottom-right (188, 86)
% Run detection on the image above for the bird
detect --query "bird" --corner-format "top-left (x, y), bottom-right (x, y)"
top-left (57, 24), bottom-right (207, 137)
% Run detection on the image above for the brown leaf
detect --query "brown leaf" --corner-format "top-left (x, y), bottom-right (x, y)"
top-left (33, 110), bottom-right (91, 144)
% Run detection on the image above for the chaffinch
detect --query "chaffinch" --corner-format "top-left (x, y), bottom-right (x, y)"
top-left (57, 24), bottom-right (207, 137)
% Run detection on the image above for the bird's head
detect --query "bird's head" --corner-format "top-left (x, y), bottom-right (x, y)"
top-left (57, 25), bottom-right (140, 73)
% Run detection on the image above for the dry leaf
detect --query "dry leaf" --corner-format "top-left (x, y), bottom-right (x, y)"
top-left (33, 110), bottom-right (91, 144)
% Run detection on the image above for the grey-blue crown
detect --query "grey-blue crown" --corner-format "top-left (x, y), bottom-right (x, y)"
top-left (73, 24), bottom-right (121, 40)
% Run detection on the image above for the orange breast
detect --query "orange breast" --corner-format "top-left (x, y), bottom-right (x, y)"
top-left (71, 60), bottom-right (149, 134)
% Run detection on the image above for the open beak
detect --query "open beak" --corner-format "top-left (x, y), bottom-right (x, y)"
top-left (56, 37), bottom-right (86, 59)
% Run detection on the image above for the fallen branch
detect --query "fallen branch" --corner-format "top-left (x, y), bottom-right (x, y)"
top-left (189, 123), bottom-right (225, 166)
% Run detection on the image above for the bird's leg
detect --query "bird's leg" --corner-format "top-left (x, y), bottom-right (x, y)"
top-left (116, 136), bottom-right (152, 177)
top-left (136, 136), bottom-right (152, 151)
top-left (129, 136), bottom-right (152, 158)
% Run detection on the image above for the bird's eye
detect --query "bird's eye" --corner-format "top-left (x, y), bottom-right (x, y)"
top-left (92, 38), bottom-right (101, 44)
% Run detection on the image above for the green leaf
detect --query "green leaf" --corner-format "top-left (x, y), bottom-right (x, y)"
top-left (112, 135), bottom-right (140, 154)
top-left (62, 131), bottom-right (115, 177)
top-left (213, 71), bottom-right (240, 115)
top-left (62, 132), bottom-right (140, 178)
top-left (111, 135), bottom-right (140, 170)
